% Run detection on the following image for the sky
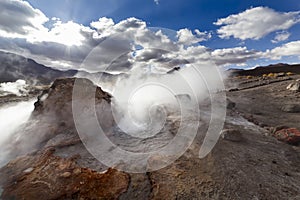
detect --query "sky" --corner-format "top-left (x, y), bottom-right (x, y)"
top-left (1, 0), bottom-right (300, 72)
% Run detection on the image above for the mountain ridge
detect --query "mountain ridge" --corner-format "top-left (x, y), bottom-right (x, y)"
top-left (0, 51), bottom-right (78, 84)
top-left (228, 63), bottom-right (300, 77)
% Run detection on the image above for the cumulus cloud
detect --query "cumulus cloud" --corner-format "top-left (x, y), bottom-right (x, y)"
top-left (214, 7), bottom-right (300, 40)
top-left (266, 40), bottom-right (300, 60)
top-left (35, 20), bottom-right (95, 46)
top-left (177, 28), bottom-right (211, 45)
top-left (90, 17), bottom-right (115, 34)
top-left (1, 0), bottom-right (299, 72)
top-left (0, 0), bottom-right (163, 71)
top-left (211, 47), bottom-right (263, 66)
top-left (0, 0), bottom-right (97, 47)
top-left (0, 0), bottom-right (48, 38)
top-left (271, 31), bottom-right (291, 43)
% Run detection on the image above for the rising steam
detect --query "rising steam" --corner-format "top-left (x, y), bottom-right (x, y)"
top-left (0, 100), bottom-right (35, 167)
top-left (0, 80), bottom-right (29, 97)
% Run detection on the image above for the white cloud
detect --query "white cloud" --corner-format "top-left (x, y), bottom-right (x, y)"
top-left (195, 29), bottom-right (212, 39)
top-left (0, 5), bottom-right (180, 72)
top-left (0, 80), bottom-right (28, 96)
top-left (0, 0), bottom-right (48, 38)
top-left (0, 0), bottom-right (97, 46)
top-left (177, 28), bottom-right (211, 45)
top-left (1, 0), bottom-right (299, 72)
top-left (34, 20), bottom-right (95, 46)
top-left (154, 0), bottom-right (159, 5)
top-left (90, 17), bottom-right (115, 34)
top-left (211, 47), bottom-right (263, 66)
top-left (271, 31), bottom-right (291, 43)
top-left (214, 7), bottom-right (300, 40)
top-left (266, 40), bottom-right (300, 60)
top-left (236, 63), bottom-right (247, 67)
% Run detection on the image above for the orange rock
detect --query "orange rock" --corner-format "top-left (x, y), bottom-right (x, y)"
top-left (0, 148), bottom-right (129, 200)
top-left (274, 128), bottom-right (300, 145)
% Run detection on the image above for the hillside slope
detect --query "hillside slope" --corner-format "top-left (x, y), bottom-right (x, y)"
top-left (0, 51), bottom-right (77, 84)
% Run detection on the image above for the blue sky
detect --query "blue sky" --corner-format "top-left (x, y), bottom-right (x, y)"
top-left (1, 0), bottom-right (300, 71)
top-left (26, 0), bottom-right (300, 29)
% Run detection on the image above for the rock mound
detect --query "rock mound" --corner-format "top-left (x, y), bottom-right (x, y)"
top-left (34, 77), bottom-right (112, 115)
top-left (0, 148), bottom-right (129, 200)
top-left (0, 78), bottom-right (127, 199)
top-left (2, 78), bottom-right (113, 168)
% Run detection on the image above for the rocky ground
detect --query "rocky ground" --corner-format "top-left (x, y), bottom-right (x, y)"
top-left (0, 71), bottom-right (300, 199)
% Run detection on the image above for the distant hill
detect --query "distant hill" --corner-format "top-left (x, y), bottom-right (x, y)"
top-left (0, 51), bottom-right (78, 84)
top-left (229, 63), bottom-right (300, 77)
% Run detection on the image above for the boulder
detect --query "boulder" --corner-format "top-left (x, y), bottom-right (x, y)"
top-left (274, 128), bottom-right (300, 145)
top-left (277, 72), bottom-right (285, 77)
top-left (287, 80), bottom-right (300, 91)
top-left (221, 129), bottom-right (243, 142)
top-left (227, 98), bottom-right (236, 109)
top-left (281, 104), bottom-right (300, 113)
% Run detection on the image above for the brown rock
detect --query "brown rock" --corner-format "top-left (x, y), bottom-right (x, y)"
top-left (287, 81), bottom-right (300, 91)
top-left (23, 167), bottom-right (34, 174)
top-left (0, 149), bottom-right (129, 200)
top-left (221, 129), bottom-right (243, 142)
top-left (274, 128), bottom-right (300, 145)
top-left (227, 98), bottom-right (236, 109)
top-left (281, 104), bottom-right (300, 113)
top-left (73, 168), bottom-right (82, 175)
top-left (33, 78), bottom-right (112, 116)
top-left (61, 172), bottom-right (72, 178)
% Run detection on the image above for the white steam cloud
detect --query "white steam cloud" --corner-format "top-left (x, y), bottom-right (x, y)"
top-left (0, 80), bottom-right (29, 97)
top-left (0, 100), bottom-right (35, 166)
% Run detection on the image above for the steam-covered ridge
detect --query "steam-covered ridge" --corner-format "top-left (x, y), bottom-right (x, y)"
top-left (0, 51), bottom-right (77, 84)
